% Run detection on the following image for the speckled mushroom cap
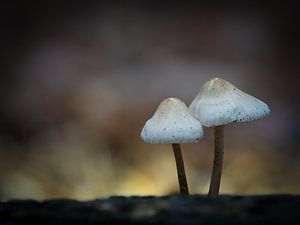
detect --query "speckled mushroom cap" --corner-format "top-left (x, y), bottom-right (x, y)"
top-left (189, 78), bottom-right (270, 127)
top-left (141, 97), bottom-right (203, 144)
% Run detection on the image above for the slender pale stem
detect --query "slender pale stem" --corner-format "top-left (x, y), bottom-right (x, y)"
top-left (208, 125), bottom-right (224, 197)
top-left (172, 143), bottom-right (189, 195)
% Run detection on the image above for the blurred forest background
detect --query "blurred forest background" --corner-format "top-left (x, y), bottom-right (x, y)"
top-left (0, 1), bottom-right (299, 200)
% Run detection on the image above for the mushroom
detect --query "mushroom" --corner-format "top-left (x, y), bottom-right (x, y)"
top-left (141, 97), bottom-right (203, 195)
top-left (189, 78), bottom-right (270, 197)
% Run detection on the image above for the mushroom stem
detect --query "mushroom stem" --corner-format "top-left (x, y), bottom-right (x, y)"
top-left (208, 125), bottom-right (224, 197)
top-left (172, 143), bottom-right (189, 195)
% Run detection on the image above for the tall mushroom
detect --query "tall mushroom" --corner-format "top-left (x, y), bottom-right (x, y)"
top-left (141, 97), bottom-right (203, 195)
top-left (189, 78), bottom-right (270, 197)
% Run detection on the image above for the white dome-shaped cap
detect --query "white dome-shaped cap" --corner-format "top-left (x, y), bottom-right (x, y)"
top-left (189, 78), bottom-right (270, 127)
top-left (141, 98), bottom-right (203, 144)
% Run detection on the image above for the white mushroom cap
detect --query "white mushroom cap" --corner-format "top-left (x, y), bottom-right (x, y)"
top-left (189, 78), bottom-right (270, 127)
top-left (141, 97), bottom-right (203, 144)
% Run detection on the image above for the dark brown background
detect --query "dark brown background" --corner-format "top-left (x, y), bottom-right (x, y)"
top-left (0, 0), bottom-right (299, 200)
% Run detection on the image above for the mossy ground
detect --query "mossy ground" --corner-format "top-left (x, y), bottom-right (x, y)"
top-left (0, 195), bottom-right (299, 225)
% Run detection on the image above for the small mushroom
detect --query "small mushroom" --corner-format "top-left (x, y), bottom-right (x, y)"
top-left (189, 78), bottom-right (270, 197)
top-left (141, 97), bottom-right (203, 195)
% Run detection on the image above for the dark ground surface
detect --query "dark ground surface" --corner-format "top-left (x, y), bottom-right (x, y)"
top-left (0, 195), bottom-right (299, 225)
